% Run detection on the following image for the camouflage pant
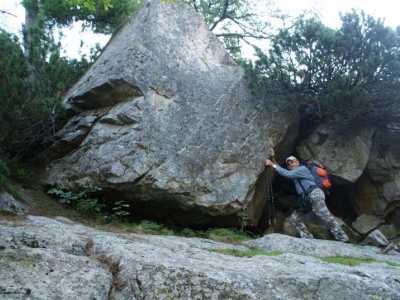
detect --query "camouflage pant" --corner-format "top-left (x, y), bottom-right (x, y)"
top-left (289, 188), bottom-right (349, 243)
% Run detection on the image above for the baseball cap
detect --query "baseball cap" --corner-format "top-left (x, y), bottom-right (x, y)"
top-left (286, 156), bottom-right (297, 163)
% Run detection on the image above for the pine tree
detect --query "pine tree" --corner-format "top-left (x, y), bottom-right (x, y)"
top-left (242, 10), bottom-right (400, 130)
top-left (0, 0), bottom-right (145, 161)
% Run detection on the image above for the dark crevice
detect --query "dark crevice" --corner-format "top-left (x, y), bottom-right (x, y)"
top-left (132, 171), bottom-right (150, 186)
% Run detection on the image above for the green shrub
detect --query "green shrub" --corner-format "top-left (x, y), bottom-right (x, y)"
top-left (242, 13), bottom-right (400, 131)
top-left (47, 184), bottom-right (103, 216)
top-left (180, 228), bottom-right (196, 236)
top-left (206, 228), bottom-right (251, 244)
top-left (139, 220), bottom-right (165, 231)
top-left (5, 184), bottom-right (24, 198)
top-left (12, 168), bottom-right (32, 187)
top-left (104, 200), bottom-right (131, 222)
top-left (0, 157), bottom-right (10, 187)
top-left (77, 198), bottom-right (105, 215)
top-left (133, 221), bottom-right (174, 235)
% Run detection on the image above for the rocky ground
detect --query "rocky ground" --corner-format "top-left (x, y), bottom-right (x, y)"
top-left (1, 215), bottom-right (399, 300)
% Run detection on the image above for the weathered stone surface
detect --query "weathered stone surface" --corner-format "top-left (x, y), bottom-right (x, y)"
top-left (244, 233), bottom-right (399, 259)
top-left (378, 224), bottom-right (400, 240)
top-left (41, 0), bottom-right (296, 226)
top-left (350, 129), bottom-right (400, 222)
top-left (346, 173), bottom-right (388, 216)
top-left (352, 214), bottom-right (385, 235)
top-left (367, 130), bottom-right (400, 183)
top-left (1, 216), bottom-right (400, 300)
top-left (0, 191), bottom-right (29, 216)
top-left (271, 126), bottom-right (400, 237)
top-left (296, 122), bottom-right (374, 183)
top-left (383, 175), bottom-right (400, 203)
top-left (280, 216), bottom-right (299, 237)
top-left (360, 229), bottom-right (389, 247)
top-left (0, 248), bottom-right (112, 298)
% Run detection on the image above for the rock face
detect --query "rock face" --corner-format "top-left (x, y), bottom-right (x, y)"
top-left (41, 0), bottom-right (296, 226)
top-left (363, 130), bottom-right (400, 214)
top-left (294, 124), bottom-right (400, 238)
top-left (352, 214), bottom-right (385, 235)
top-left (348, 129), bottom-right (400, 236)
top-left (0, 191), bottom-right (29, 216)
top-left (1, 216), bottom-right (400, 299)
top-left (296, 122), bottom-right (374, 183)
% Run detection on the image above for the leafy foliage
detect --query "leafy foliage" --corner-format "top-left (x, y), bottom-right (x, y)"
top-left (0, 27), bottom-right (89, 160)
top-left (164, 0), bottom-right (278, 58)
top-left (39, 0), bottom-right (146, 34)
top-left (0, 157), bottom-right (10, 188)
top-left (179, 227), bottom-right (196, 236)
top-left (0, 8), bottom-right (91, 160)
top-left (104, 200), bottom-right (131, 221)
top-left (76, 197), bottom-right (105, 215)
top-left (243, 11), bottom-right (400, 130)
top-left (0, 31), bottom-right (29, 154)
top-left (68, 0), bottom-right (114, 11)
top-left (130, 221), bottom-right (174, 235)
top-left (138, 220), bottom-right (167, 231)
top-left (0, 0), bottom-right (146, 163)
top-left (47, 184), bottom-right (103, 215)
top-left (11, 168), bottom-right (33, 188)
top-left (205, 228), bottom-right (251, 244)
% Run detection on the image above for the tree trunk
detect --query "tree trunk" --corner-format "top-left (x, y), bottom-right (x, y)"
top-left (23, 0), bottom-right (39, 85)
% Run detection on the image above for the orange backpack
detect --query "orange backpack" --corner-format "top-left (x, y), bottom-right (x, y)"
top-left (306, 160), bottom-right (331, 191)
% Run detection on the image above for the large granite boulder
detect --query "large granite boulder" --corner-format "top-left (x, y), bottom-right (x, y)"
top-left (41, 0), bottom-right (296, 226)
top-left (2, 216), bottom-right (400, 299)
top-left (296, 122), bottom-right (374, 183)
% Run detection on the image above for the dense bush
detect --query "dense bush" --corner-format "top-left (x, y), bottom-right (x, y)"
top-left (242, 11), bottom-right (400, 130)
top-left (0, 157), bottom-right (10, 188)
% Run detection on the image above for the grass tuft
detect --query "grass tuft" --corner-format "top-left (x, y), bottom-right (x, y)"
top-left (313, 255), bottom-right (400, 267)
top-left (205, 228), bottom-right (251, 244)
top-left (99, 220), bottom-right (175, 236)
top-left (212, 249), bottom-right (283, 257)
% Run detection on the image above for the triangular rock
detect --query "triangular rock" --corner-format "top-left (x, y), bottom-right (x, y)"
top-left (42, 0), bottom-right (297, 226)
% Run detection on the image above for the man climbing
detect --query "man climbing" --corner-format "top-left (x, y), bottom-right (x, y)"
top-left (265, 148), bottom-right (350, 243)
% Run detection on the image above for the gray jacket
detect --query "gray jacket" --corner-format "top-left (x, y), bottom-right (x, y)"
top-left (275, 164), bottom-right (316, 196)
